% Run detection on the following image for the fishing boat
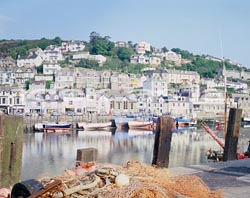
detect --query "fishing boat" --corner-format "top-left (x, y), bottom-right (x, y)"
top-left (43, 122), bottom-right (71, 133)
top-left (77, 120), bottom-right (116, 131)
top-left (175, 117), bottom-right (190, 127)
top-left (128, 120), bottom-right (153, 131)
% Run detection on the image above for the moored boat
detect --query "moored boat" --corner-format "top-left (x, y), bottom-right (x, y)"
top-left (34, 123), bottom-right (44, 132)
top-left (77, 120), bottom-right (116, 131)
top-left (43, 122), bottom-right (71, 133)
top-left (128, 120), bottom-right (153, 131)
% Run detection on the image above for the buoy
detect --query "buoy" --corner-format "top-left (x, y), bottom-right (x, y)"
top-left (115, 174), bottom-right (130, 187)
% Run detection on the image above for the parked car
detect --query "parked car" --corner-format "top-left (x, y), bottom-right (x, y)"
top-left (51, 111), bottom-right (60, 116)
top-left (66, 111), bottom-right (76, 116)
top-left (25, 112), bottom-right (32, 116)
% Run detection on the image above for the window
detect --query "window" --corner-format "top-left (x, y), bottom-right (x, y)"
top-left (9, 98), bottom-right (12, 104)
top-left (2, 98), bottom-right (6, 104)
top-left (16, 98), bottom-right (20, 104)
top-left (131, 103), bottom-right (133, 109)
top-left (110, 101), bottom-right (114, 109)
top-left (123, 101), bottom-right (128, 109)
top-left (69, 101), bottom-right (73, 105)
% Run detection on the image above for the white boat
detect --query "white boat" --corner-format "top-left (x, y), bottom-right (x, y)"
top-left (242, 117), bottom-right (250, 122)
top-left (77, 121), bottom-right (116, 131)
top-left (128, 120), bottom-right (153, 131)
top-left (34, 123), bottom-right (44, 132)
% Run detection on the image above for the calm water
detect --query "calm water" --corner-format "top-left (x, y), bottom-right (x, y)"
top-left (21, 127), bottom-right (250, 180)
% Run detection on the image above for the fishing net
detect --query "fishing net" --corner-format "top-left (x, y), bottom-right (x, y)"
top-left (39, 161), bottom-right (224, 198)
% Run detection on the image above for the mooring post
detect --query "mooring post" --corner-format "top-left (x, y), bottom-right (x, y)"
top-left (0, 115), bottom-right (23, 187)
top-left (76, 148), bottom-right (98, 166)
top-left (152, 116), bottom-right (173, 168)
top-left (223, 108), bottom-right (242, 161)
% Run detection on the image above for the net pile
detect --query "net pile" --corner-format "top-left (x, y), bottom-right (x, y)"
top-left (39, 161), bottom-right (224, 198)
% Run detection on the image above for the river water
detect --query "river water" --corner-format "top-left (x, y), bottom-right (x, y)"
top-left (21, 126), bottom-right (250, 180)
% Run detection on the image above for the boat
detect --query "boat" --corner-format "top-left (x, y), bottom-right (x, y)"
top-left (114, 116), bottom-right (136, 130)
top-left (242, 117), bottom-right (250, 122)
top-left (128, 120), bottom-right (153, 131)
top-left (43, 122), bottom-right (71, 133)
top-left (77, 120), bottom-right (116, 131)
top-left (175, 117), bottom-right (190, 127)
top-left (34, 123), bottom-right (44, 132)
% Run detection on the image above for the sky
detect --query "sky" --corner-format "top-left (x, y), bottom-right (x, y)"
top-left (0, 0), bottom-right (249, 68)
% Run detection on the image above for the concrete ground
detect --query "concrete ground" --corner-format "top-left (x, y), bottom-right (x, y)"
top-left (169, 158), bottom-right (250, 198)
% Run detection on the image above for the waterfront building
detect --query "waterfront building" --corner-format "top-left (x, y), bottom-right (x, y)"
top-left (109, 93), bottom-right (137, 116)
top-left (192, 88), bottom-right (226, 119)
top-left (0, 86), bottom-right (25, 114)
top-left (232, 93), bottom-right (250, 118)
top-left (60, 89), bottom-right (86, 114)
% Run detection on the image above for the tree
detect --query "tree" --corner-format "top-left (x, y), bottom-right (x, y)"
top-left (117, 47), bottom-right (134, 61)
top-left (53, 36), bottom-right (62, 45)
top-left (171, 48), bottom-right (193, 59)
top-left (76, 58), bottom-right (99, 69)
top-left (37, 65), bottom-right (43, 74)
top-left (162, 46), bottom-right (168, 53)
top-left (25, 81), bottom-right (30, 90)
top-left (46, 81), bottom-right (52, 89)
top-left (90, 38), bottom-right (114, 56)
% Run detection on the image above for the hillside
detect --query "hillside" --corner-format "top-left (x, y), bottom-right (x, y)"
top-left (1, 36), bottom-right (249, 79)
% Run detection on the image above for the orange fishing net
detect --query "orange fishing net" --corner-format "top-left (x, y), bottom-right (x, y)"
top-left (40, 161), bottom-right (224, 198)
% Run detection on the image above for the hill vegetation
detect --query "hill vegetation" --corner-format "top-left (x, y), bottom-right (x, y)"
top-left (0, 35), bottom-right (249, 79)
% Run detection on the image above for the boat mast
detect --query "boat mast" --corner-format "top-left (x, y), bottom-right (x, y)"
top-left (220, 34), bottom-right (227, 137)
top-left (223, 57), bottom-right (227, 137)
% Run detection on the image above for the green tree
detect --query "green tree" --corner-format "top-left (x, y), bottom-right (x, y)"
top-left (117, 47), bottom-right (134, 61)
top-left (53, 36), bottom-right (62, 45)
top-left (76, 58), bottom-right (99, 69)
top-left (46, 81), bottom-right (52, 89)
top-left (171, 48), bottom-right (193, 59)
top-left (90, 38), bottom-right (114, 56)
top-left (37, 65), bottom-right (43, 74)
top-left (25, 81), bottom-right (30, 90)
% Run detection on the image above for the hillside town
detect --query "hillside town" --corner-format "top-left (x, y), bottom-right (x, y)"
top-left (0, 34), bottom-right (250, 120)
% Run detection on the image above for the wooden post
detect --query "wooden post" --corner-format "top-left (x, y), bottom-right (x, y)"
top-left (152, 116), bottom-right (173, 168)
top-left (76, 148), bottom-right (98, 165)
top-left (223, 108), bottom-right (242, 161)
top-left (0, 115), bottom-right (23, 187)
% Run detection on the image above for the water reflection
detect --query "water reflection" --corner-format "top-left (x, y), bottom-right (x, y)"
top-left (21, 127), bottom-right (250, 180)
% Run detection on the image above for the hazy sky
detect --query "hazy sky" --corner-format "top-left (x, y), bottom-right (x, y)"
top-left (0, 0), bottom-right (249, 68)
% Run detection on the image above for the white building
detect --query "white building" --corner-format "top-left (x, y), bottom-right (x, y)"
top-left (43, 61), bottom-right (61, 75)
top-left (72, 52), bottom-right (106, 65)
top-left (0, 86), bottom-right (25, 114)
top-left (135, 41), bottom-right (151, 55)
top-left (43, 45), bottom-right (64, 62)
top-left (61, 40), bottom-right (85, 53)
top-left (17, 49), bottom-right (44, 68)
top-left (162, 51), bottom-right (182, 66)
top-left (143, 71), bottom-right (168, 97)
